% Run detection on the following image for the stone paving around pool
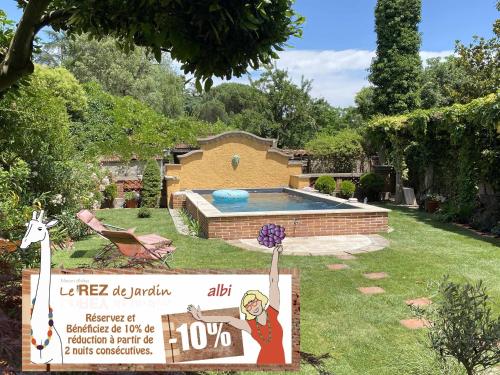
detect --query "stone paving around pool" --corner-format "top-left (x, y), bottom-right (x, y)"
top-left (226, 234), bottom-right (389, 256)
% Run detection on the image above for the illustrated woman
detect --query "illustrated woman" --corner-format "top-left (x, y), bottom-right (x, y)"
top-left (188, 244), bottom-right (285, 364)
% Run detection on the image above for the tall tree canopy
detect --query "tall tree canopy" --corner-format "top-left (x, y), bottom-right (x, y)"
top-left (454, 1), bottom-right (499, 103)
top-left (39, 33), bottom-right (186, 117)
top-left (0, 0), bottom-right (303, 92)
top-left (252, 68), bottom-right (317, 148)
top-left (369, 0), bottom-right (422, 115)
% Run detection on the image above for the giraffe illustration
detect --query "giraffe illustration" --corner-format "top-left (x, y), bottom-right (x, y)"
top-left (20, 210), bottom-right (63, 364)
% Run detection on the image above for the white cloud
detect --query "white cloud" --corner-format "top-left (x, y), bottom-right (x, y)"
top-left (271, 49), bottom-right (453, 107)
top-left (179, 49), bottom-right (453, 107)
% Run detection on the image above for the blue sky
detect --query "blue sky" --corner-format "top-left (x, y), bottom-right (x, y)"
top-left (2, 0), bottom-right (498, 106)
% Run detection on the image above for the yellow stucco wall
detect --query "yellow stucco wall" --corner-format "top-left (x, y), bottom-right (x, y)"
top-left (290, 175), bottom-right (310, 189)
top-left (165, 132), bottom-right (302, 202)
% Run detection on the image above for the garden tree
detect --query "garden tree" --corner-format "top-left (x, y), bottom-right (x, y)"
top-left (205, 82), bottom-right (269, 115)
top-left (194, 99), bottom-right (229, 123)
top-left (310, 98), bottom-right (343, 132)
top-left (0, 66), bottom-right (100, 214)
top-left (192, 82), bottom-right (278, 136)
top-left (252, 68), bottom-right (317, 148)
top-left (0, 0), bottom-right (303, 93)
top-left (33, 65), bottom-right (88, 120)
top-left (369, 0), bottom-right (422, 115)
top-left (230, 109), bottom-right (278, 139)
top-left (419, 56), bottom-right (469, 109)
top-left (73, 82), bottom-right (232, 159)
top-left (141, 159), bottom-right (162, 208)
top-left (57, 34), bottom-right (185, 117)
top-left (305, 130), bottom-right (364, 173)
top-left (322, 106), bottom-right (366, 134)
top-left (162, 116), bottom-right (232, 147)
top-left (454, 1), bottom-right (499, 102)
top-left (0, 10), bottom-right (14, 62)
top-left (354, 86), bottom-right (376, 119)
top-left (73, 82), bottom-right (170, 159)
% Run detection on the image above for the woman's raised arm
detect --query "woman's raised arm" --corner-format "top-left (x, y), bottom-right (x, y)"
top-left (268, 244), bottom-right (283, 311)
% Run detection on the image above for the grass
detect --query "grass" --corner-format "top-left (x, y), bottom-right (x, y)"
top-left (52, 206), bottom-right (500, 375)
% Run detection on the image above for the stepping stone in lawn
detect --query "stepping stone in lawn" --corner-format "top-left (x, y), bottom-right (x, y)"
top-left (400, 318), bottom-right (431, 329)
top-left (363, 272), bottom-right (388, 280)
top-left (327, 264), bottom-right (350, 270)
top-left (335, 252), bottom-right (356, 260)
top-left (357, 286), bottom-right (385, 295)
top-left (405, 297), bottom-right (432, 307)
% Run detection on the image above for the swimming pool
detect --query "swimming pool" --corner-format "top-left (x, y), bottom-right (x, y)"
top-left (183, 188), bottom-right (390, 240)
top-left (198, 189), bottom-right (356, 212)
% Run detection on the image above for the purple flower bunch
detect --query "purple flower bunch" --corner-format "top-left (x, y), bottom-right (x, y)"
top-left (257, 224), bottom-right (286, 248)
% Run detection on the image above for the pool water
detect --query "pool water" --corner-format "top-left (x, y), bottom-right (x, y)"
top-left (201, 192), bottom-right (355, 213)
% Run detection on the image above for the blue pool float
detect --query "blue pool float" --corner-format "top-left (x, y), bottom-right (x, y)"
top-left (212, 189), bottom-right (249, 203)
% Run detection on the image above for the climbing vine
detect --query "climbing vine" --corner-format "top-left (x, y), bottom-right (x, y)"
top-left (367, 93), bottom-right (500, 228)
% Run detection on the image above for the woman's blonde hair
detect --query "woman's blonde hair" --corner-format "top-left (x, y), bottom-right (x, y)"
top-left (240, 290), bottom-right (269, 320)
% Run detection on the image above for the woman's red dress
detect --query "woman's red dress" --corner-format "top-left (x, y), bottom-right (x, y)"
top-left (247, 306), bottom-right (285, 364)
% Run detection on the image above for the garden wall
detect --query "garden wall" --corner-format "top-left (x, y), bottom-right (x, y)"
top-left (165, 131), bottom-right (302, 206)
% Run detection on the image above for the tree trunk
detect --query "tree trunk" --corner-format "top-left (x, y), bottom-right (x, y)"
top-left (423, 164), bottom-right (433, 193)
top-left (395, 168), bottom-right (404, 204)
top-left (0, 0), bottom-right (51, 92)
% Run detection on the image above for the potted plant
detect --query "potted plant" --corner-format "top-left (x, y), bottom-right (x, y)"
top-left (124, 191), bottom-right (139, 208)
top-left (102, 183), bottom-right (117, 208)
top-left (424, 193), bottom-right (446, 213)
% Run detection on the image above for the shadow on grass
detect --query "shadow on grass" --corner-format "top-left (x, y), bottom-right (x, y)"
top-left (377, 203), bottom-right (500, 247)
top-left (70, 249), bottom-right (98, 259)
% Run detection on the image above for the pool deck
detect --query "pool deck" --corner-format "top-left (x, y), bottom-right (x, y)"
top-left (226, 234), bottom-right (390, 256)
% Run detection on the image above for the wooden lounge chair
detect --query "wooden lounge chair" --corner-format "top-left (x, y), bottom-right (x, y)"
top-left (76, 209), bottom-right (135, 262)
top-left (76, 210), bottom-right (174, 267)
top-left (101, 230), bottom-right (175, 268)
top-left (76, 209), bottom-right (133, 236)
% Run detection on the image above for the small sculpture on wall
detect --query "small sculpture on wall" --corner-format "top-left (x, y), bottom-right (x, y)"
top-left (232, 154), bottom-right (240, 169)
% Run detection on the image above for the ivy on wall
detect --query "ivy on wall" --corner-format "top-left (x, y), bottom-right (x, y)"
top-left (367, 93), bottom-right (500, 224)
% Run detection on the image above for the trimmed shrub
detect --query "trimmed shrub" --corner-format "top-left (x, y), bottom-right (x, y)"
top-left (137, 207), bottom-right (151, 218)
top-left (339, 180), bottom-right (356, 199)
top-left (315, 176), bottom-right (336, 194)
top-left (359, 173), bottom-right (384, 201)
top-left (141, 159), bottom-right (161, 208)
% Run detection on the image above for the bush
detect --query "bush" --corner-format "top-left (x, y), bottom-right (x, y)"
top-left (339, 180), bottom-right (356, 199)
top-left (359, 173), bottom-right (384, 201)
top-left (417, 277), bottom-right (500, 375)
top-left (137, 207), bottom-right (151, 218)
top-left (103, 183), bottom-right (117, 201)
top-left (315, 176), bottom-right (336, 194)
top-left (54, 211), bottom-right (89, 241)
top-left (141, 159), bottom-right (161, 208)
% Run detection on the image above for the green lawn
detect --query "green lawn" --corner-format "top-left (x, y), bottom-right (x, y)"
top-left (53, 206), bottom-right (500, 375)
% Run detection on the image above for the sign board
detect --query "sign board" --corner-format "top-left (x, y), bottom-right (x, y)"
top-left (22, 269), bottom-right (300, 372)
